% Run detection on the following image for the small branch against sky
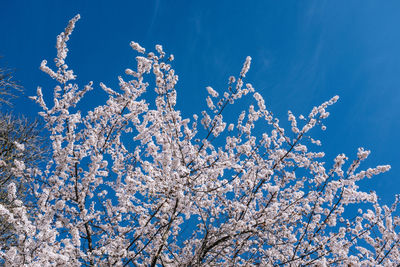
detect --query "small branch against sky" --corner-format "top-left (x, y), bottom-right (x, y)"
top-left (0, 64), bottom-right (22, 107)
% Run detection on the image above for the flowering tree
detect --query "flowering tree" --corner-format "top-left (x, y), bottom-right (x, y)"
top-left (0, 61), bottom-right (47, 251)
top-left (1, 15), bottom-right (399, 266)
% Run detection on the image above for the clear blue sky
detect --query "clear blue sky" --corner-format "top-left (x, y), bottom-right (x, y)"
top-left (1, 1), bottom-right (399, 206)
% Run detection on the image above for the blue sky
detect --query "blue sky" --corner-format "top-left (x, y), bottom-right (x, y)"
top-left (1, 1), bottom-right (400, 206)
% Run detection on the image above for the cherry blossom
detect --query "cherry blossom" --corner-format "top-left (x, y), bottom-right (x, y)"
top-left (1, 15), bottom-right (399, 266)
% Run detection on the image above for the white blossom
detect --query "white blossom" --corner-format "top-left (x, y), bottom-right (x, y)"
top-left (130, 41), bottom-right (145, 53)
top-left (13, 141), bottom-right (25, 151)
top-left (240, 56), bottom-right (252, 77)
top-left (206, 86), bottom-right (219, 98)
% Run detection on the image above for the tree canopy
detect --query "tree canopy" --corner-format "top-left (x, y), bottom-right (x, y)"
top-left (0, 15), bottom-right (399, 266)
